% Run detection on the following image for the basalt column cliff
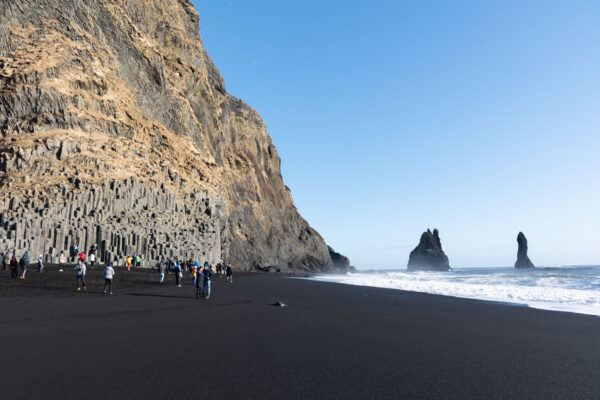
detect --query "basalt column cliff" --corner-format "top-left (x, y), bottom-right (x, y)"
top-left (0, 0), bottom-right (347, 271)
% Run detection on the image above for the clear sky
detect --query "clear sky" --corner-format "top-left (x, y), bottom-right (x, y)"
top-left (192, 0), bottom-right (600, 269)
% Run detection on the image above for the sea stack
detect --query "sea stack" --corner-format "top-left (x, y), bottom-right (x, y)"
top-left (407, 229), bottom-right (451, 271)
top-left (514, 232), bottom-right (535, 269)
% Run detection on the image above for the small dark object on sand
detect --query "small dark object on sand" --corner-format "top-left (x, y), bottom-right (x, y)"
top-left (273, 301), bottom-right (287, 307)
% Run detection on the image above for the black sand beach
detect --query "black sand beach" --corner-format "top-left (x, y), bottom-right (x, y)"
top-left (1, 266), bottom-right (600, 399)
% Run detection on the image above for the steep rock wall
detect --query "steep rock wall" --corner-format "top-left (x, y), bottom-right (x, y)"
top-left (0, 0), bottom-right (344, 271)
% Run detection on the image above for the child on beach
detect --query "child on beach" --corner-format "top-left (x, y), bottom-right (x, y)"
top-left (75, 260), bottom-right (87, 291)
top-left (103, 263), bottom-right (115, 294)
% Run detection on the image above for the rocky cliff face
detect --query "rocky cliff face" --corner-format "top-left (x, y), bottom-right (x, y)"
top-left (407, 229), bottom-right (450, 271)
top-left (0, 0), bottom-right (347, 272)
top-left (514, 232), bottom-right (534, 269)
top-left (328, 246), bottom-right (353, 271)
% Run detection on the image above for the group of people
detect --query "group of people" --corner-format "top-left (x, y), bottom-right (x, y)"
top-left (73, 259), bottom-right (115, 295)
top-left (65, 242), bottom-right (98, 266)
top-left (125, 253), bottom-right (141, 271)
top-left (2, 250), bottom-right (45, 279)
top-left (3, 247), bottom-right (233, 299)
top-left (158, 258), bottom-right (233, 299)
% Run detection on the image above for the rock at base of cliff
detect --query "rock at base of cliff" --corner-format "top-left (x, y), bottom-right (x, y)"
top-left (328, 246), bottom-right (353, 272)
top-left (514, 232), bottom-right (535, 269)
top-left (407, 229), bottom-right (450, 272)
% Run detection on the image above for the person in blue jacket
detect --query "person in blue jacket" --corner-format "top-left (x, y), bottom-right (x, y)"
top-left (174, 261), bottom-right (182, 287)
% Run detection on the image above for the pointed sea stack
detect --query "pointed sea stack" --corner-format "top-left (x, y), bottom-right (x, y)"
top-left (514, 232), bottom-right (535, 269)
top-left (407, 229), bottom-right (451, 271)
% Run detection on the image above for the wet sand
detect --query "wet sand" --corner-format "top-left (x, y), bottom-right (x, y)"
top-left (1, 265), bottom-right (600, 399)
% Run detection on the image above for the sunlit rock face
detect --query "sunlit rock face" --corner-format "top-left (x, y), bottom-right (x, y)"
top-left (0, 0), bottom-right (348, 272)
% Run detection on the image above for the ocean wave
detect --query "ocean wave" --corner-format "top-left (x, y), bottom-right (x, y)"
top-left (310, 266), bottom-right (600, 316)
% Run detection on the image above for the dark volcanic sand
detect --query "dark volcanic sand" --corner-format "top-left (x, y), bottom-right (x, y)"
top-left (1, 265), bottom-right (600, 399)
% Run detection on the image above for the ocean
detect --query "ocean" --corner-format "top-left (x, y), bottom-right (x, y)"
top-left (310, 266), bottom-right (600, 316)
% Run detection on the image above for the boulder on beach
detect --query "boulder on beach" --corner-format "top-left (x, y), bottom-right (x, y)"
top-left (514, 232), bottom-right (535, 269)
top-left (407, 229), bottom-right (451, 271)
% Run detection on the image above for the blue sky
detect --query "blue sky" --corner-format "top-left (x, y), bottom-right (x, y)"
top-left (193, 0), bottom-right (600, 268)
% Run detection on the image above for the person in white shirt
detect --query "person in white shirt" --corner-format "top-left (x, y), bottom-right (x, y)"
top-left (37, 255), bottom-right (44, 273)
top-left (75, 260), bottom-right (87, 291)
top-left (103, 263), bottom-right (115, 295)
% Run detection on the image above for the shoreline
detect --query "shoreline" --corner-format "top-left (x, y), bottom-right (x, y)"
top-left (1, 268), bottom-right (600, 399)
top-left (308, 266), bottom-right (600, 318)
top-left (306, 276), bottom-right (600, 318)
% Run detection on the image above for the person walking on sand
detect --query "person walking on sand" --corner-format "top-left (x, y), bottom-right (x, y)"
top-left (195, 265), bottom-right (203, 299)
top-left (193, 260), bottom-right (199, 286)
top-left (201, 263), bottom-right (213, 299)
top-left (75, 259), bottom-right (87, 291)
top-left (3, 251), bottom-right (9, 271)
top-left (126, 255), bottom-right (133, 271)
top-left (103, 263), bottom-right (115, 295)
top-left (59, 252), bottom-right (66, 265)
top-left (159, 259), bottom-right (166, 283)
top-left (37, 255), bottom-right (44, 273)
top-left (89, 252), bottom-right (95, 267)
top-left (10, 253), bottom-right (18, 278)
top-left (174, 261), bottom-right (182, 287)
top-left (226, 263), bottom-right (233, 283)
top-left (19, 252), bottom-right (29, 279)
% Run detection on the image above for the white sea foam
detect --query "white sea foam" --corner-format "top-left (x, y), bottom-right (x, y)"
top-left (310, 266), bottom-right (600, 316)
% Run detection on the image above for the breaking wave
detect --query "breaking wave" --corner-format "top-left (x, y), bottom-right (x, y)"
top-left (310, 266), bottom-right (600, 316)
